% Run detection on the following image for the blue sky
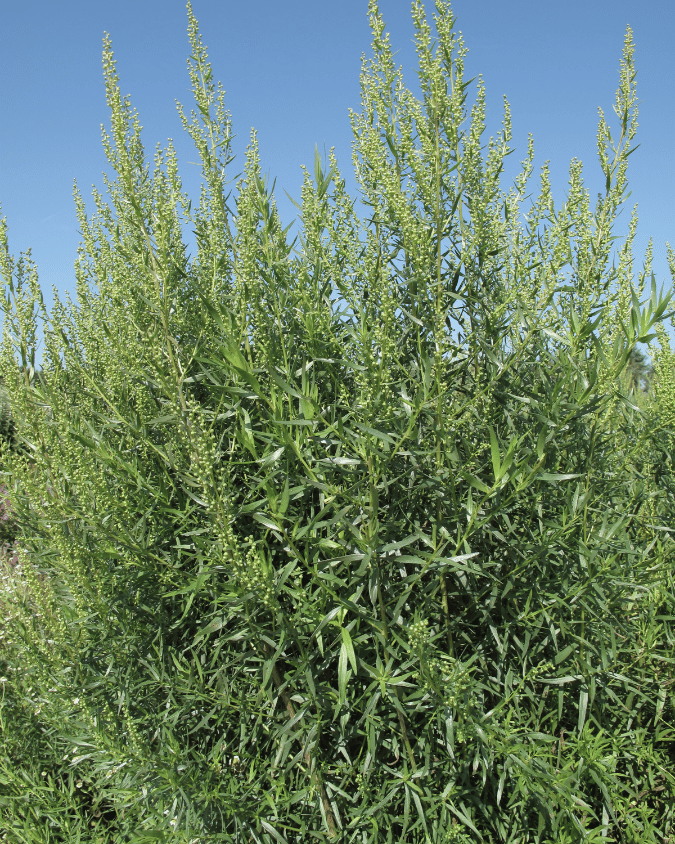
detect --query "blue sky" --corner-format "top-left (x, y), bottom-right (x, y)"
top-left (0, 0), bottom-right (673, 322)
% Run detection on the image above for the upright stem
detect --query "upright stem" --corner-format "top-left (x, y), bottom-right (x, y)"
top-left (433, 109), bottom-right (454, 658)
top-left (367, 457), bottom-right (417, 772)
top-left (439, 573), bottom-right (454, 657)
top-left (375, 576), bottom-right (417, 772)
top-left (261, 640), bottom-right (339, 839)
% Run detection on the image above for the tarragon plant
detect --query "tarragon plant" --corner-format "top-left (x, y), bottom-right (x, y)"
top-left (1, 2), bottom-right (674, 842)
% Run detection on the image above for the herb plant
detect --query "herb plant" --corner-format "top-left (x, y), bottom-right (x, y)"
top-left (1, 2), bottom-right (674, 841)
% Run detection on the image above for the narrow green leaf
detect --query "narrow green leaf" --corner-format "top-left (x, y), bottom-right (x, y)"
top-left (539, 473), bottom-right (583, 482)
top-left (340, 625), bottom-right (358, 673)
top-left (554, 644), bottom-right (575, 665)
top-left (338, 641), bottom-right (350, 704)
top-left (460, 470), bottom-right (490, 494)
top-left (260, 820), bottom-right (288, 843)
top-left (193, 617), bottom-right (224, 642)
top-left (278, 475), bottom-right (290, 516)
top-left (489, 425), bottom-right (500, 481)
top-left (258, 446), bottom-right (285, 468)
top-left (578, 687), bottom-right (589, 732)
top-left (252, 512), bottom-right (283, 533)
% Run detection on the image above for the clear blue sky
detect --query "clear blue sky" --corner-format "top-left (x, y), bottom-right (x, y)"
top-left (0, 0), bottom-right (673, 321)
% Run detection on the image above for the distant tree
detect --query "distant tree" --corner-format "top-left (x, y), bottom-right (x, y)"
top-left (0, 380), bottom-right (14, 451)
top-left (626, 346), bottom-right (654, 393)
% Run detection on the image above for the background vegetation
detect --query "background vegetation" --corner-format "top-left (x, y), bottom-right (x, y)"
top-left (1, 1), bottom-right (674, 841)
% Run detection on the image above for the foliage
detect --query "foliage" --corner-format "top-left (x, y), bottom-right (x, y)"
top-left (1, 2), bottom-right (675, 841)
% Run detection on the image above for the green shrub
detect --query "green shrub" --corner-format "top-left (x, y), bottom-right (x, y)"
top-left (1, 2), bottom-right (674, 841)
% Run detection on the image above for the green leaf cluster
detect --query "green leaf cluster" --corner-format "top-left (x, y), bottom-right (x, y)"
top-left (1, 2), bottom-right (674, 842)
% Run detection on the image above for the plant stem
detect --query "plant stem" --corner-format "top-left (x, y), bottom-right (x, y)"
top-left (261, 640), bottom-right (339, 839)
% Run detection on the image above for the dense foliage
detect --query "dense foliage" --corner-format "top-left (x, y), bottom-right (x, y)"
top-left (1, 2), bottom-right (674, 841)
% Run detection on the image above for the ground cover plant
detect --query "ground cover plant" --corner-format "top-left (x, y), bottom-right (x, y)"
top-left (1, 1), bottom-right (675, 841)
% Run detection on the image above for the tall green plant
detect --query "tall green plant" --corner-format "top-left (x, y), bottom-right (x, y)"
top-left (1, 2), bottom-right (674, 842)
